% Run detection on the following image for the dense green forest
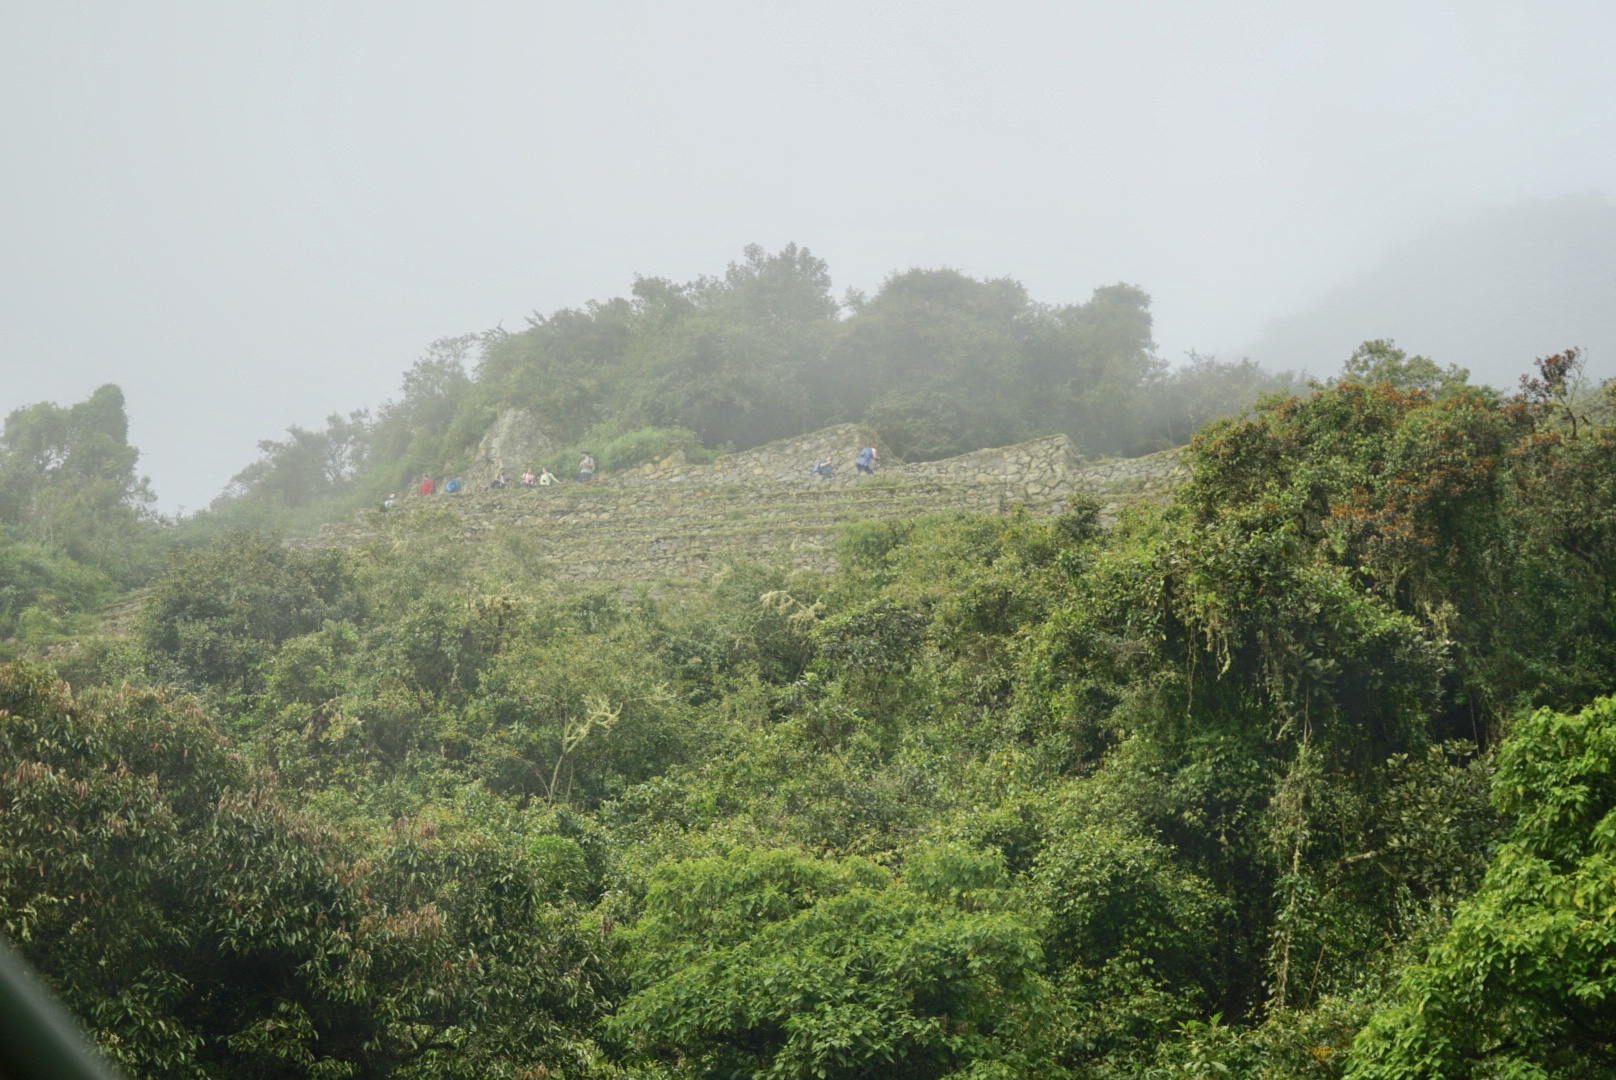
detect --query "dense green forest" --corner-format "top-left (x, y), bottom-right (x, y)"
top-left (4, 248), bottom-right (1616, 1076)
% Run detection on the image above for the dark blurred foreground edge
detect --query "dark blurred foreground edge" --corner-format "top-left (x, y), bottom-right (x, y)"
top-left (0, 937), bottom-right (124, 1080)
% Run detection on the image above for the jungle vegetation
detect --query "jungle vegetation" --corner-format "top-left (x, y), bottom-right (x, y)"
top-left (2, 248), bottom-right (1615, 1074)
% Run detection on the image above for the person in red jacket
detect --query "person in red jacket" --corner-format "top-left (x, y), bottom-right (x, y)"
top-left (419, 474), bottom-right (435, 496)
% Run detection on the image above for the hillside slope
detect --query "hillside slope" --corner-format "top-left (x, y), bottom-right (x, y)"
top-left (310, 424), bottom-right (1188, 581)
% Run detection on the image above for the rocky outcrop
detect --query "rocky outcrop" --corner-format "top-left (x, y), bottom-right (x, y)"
top-left (474, 408), bottom-right (559, 481)
top-left (312, 427), bottom-right (1190, 583)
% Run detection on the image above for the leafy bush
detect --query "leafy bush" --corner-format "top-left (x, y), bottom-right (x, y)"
top-left (1349, 696), bottom-right (1616, 1078)
top-left (549, 424), bottom-right (709, 477)
top-left (0, 662), bottom-right (619, 1079)
top-left (137, 530), bottom-right (359, 700)
top-left (611, 845), bottom-right (1063, 1079)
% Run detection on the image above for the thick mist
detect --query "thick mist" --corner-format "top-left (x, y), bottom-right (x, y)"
top-left (2, 2), bottom-right (1614, 509)
top-left (1244, 196), bottom-right (1616, 388)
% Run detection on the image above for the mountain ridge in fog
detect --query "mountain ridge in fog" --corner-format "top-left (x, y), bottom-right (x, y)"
top-left (1244, 195), bottom-right (1616, 386)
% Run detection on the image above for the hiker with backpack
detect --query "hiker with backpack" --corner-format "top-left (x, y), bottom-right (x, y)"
top-left (811, 455), bottom-right (834, 479)
top-left (578, 453), bottom-right (596, 482)
top-left (855, 444), bottom-right (879, 475)
top-left (419, 474), bottom-right (435, 496)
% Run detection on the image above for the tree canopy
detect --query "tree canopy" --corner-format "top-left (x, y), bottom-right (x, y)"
top-left (0, 385), bottom-right (160, 649)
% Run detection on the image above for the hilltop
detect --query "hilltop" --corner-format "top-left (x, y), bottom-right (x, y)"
top-left (202, 244), bottom-right (1296, 536)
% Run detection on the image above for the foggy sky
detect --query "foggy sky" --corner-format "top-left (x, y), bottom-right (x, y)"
top-left (1245, 196), bottom-right (1616, 386)
top-left (3, 2), bottom-right (1614, 511)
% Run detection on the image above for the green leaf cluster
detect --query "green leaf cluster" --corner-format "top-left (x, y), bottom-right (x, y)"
top-left (1348, 695), bottom-right (1616, 1078)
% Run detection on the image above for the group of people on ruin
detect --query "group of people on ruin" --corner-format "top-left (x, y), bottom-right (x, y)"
top-left (395, 443), bottom-right (879, 505)
top-left (811, 443), bottom-right (879, 479)
top-left (490, 466), bottom-right (557, 488)
top-left (398, 452), bottom-right (590, 504)
top-left (413, 473), bottom-right (462, 495)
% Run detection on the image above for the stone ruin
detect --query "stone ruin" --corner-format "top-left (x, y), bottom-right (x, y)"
top-left (313, 423), bottom-right (1191, 583)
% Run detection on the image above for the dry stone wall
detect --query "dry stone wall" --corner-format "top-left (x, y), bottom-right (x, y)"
top-left (313, 427), bottom-right (1189, 583)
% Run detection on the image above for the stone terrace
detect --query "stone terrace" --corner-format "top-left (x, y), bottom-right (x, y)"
top-left (311, 425), bottom-right (1189, 583)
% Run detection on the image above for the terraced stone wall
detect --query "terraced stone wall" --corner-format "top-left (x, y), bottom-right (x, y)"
top-left (311, 428), bottom-right (1189, 583)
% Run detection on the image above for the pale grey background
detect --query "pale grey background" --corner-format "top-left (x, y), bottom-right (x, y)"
top-left (2, 2), bottom-right (1613, 510)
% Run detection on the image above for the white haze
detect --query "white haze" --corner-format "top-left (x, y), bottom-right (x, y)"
top-left (1244, 196), bottom-right (1616, 389)
top-left (2, 2), bottom-right (1614, 511)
